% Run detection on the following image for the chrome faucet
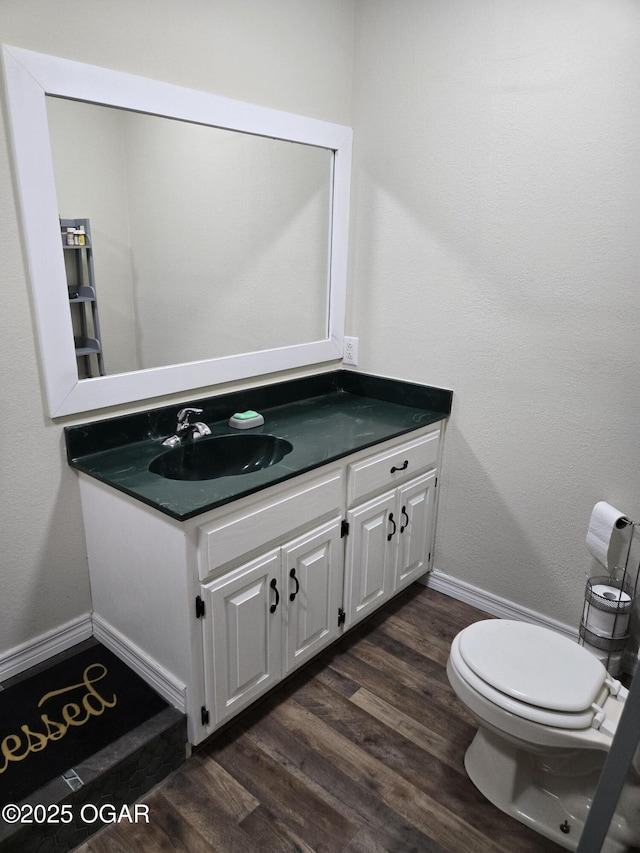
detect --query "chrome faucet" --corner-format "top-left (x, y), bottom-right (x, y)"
top-left (162, 407), bottom-right (212, 447)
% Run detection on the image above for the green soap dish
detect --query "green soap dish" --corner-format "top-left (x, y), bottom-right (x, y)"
top-left (228, 410), bottom-right (265, 429)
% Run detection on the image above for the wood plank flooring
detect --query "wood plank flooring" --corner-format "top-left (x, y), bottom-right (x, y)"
top-left (76, 584), bottom-right (565, 852)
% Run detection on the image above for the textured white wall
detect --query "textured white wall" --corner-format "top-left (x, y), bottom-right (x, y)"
top-left (349, 0), bottom-right (640, 626)
top-left (0, 0), bottom-right (355, 657)
top-left (2, 0), bottom-right (639, 663)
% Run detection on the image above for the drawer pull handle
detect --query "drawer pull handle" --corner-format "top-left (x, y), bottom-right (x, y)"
top-left (401, 505), bottom-right (409, 533)
top-left (390, 460), bottom-right (409, 474)
top-left (270, 578), bottom-right (280, 613)
top-left (289, 568), bottom-right (300, 602)
top-left (387, 512), bottom-right (397, 541)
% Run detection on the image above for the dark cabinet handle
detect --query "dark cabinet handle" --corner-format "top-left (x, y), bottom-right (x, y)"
top-left (387, 512), bottom-right (397, 541)
top-left (270, 578), bottom-right (279, 613)
top-left (390, 460), bottom-right (409, 474)
top-left (289, 568), bottom-right (300, 601)
top-left (400, 505), bottom-right (409, 533)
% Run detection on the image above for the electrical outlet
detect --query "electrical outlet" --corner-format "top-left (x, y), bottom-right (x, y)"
top-left (343, 336), bottom-right (359, 366)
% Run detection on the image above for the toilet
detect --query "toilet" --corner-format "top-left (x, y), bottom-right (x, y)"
top-left (446, 619), bottom-right (640, 852)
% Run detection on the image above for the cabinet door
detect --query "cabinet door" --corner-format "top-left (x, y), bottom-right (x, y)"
top-left (282, 517), bottom-right (344, 674)
top-left (345, 490), bottom-right (396, 628)
top-left (203, 550), bottom-right (282, 726)
top-left (395, 470), bottom-right (437, 590)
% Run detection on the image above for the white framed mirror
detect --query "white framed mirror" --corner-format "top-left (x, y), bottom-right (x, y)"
top-left (2, 45), bottom-right (352, 417)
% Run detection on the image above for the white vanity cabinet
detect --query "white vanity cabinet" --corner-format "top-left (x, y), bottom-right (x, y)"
top-left (201, 515), bottom-right (343, 727)
top-left (344, 431), bottom-right (440, 628)
top-left (194, 464), bottom-right (345, 736)
top-left (78, 420), bottom-right (443, 745)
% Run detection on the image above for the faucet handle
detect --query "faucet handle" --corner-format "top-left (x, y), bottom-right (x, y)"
top-left (177, 407), bottom-right (203, 425)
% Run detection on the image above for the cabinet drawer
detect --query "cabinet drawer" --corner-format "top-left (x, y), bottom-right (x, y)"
top-left (347, 429), bottom-right (440, 506)
top-left (199, 468), bottom-right (343, 579)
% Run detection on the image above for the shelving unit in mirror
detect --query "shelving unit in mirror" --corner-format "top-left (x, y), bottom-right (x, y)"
top-left (60, 217), bottom-right (105, 378)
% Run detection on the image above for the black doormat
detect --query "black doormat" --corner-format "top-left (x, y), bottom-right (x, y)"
top-left (0, 644), bottom-right (168, 804)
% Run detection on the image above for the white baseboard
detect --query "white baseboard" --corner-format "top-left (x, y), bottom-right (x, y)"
top-left (92, 614), bottom-right (187, 713)
top-left (0, 614), bottom-right (93, 682)
top-left (1, 612), bottom-right (188, 713)
top-left (423, 570), bottom-right (578, 641)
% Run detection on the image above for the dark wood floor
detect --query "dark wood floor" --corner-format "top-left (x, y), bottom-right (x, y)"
top-left (77, 584), bottom-right (565, 852)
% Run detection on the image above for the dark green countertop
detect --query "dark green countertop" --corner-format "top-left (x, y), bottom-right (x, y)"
top-left (65, 371), bottom-right (452, 521)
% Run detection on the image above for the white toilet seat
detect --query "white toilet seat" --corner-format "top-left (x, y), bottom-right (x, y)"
top-left (450, 620), bottom-right (626, 732)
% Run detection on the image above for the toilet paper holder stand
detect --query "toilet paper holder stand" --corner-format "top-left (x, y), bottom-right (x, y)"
top-left (580, 516), bottom-right (638, 676)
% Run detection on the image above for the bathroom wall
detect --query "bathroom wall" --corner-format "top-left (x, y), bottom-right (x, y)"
top-left (2, 0), bottom-right (639, 666)
top-left (0, 0), bottom-right (355, 660)
top-left (349, 0), bottom-right (640, 626)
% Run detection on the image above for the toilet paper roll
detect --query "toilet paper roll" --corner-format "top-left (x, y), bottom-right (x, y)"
top-left (584, 582), bottom-right (632, 638)
top-left (589, 583), bottom-right (633, 611)
top-left (583, 607), bottom-right (630, 640)
top-left (585, 501), bottom-right (630, 569)
top-left (584, 609), bottom-right (630, 639)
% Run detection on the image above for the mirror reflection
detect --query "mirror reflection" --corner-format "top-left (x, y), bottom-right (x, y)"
top-left (46, 96), bottom-right (332, 378)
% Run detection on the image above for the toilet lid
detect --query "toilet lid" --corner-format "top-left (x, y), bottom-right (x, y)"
top-left (458, 620), bottom-right (607, 713)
